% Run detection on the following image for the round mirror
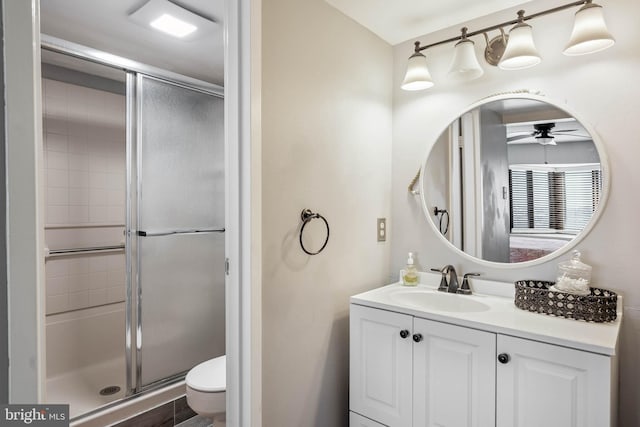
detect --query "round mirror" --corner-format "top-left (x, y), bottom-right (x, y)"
top-left (421, 94), bottom-right (608, 265)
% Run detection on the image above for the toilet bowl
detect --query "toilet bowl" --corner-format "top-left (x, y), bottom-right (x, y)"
top-left (186, 355), bottom-right (226, 426)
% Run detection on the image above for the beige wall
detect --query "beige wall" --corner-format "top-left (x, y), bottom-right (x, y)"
top-left (391, 0), bottom-right (640, 425)
top-left (260, 0), bottom-right (640, 424)
top-left (261, 0), bottom-right (393, 425)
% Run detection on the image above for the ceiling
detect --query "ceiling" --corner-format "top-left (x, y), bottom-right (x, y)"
top-left (324, 0), bottom-right (533, 45)
top-left (40, 0), bottom-right (224, 85)
top-left (482, 99), bottom-right (592, 144)
top-left (39, 0), bottom-right (534, 86)
top-left (485, 98), bottom-right (572, 124)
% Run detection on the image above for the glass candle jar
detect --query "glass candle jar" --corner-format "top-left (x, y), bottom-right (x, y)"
top-left (555, 250), bottom-right (591, 295)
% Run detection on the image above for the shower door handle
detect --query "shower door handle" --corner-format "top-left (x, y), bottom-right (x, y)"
top-left (137, 228), bottom-right (225, 237)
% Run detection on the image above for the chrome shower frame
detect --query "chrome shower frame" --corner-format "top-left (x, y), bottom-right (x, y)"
top-left (40, 34), bottom-right (225, 418)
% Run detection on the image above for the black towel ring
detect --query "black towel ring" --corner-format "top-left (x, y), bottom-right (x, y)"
top-left (299, 209), bottom-right (330, 255)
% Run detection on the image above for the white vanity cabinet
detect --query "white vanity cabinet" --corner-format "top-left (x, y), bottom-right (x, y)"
top-left (349, 304), bottom-right (413, 426)
top-left (350, 303), bottom-right (617, 427)
top-left (413, 317), bottom-right (496, 427)
top-left (350, 304), bottom-right (496, 427)
top-left (496, 335), bottom-right (615, 427)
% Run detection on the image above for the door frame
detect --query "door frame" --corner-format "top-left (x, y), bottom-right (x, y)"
top-left (3, 0), bottom-right (46, 403)
top-left (225, 0), bottom-right (262, 425)
top-left (4, 1), bottom-right (261, 426)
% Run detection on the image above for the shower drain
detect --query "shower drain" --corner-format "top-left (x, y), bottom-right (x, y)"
top-left (99, 386), bottom-right (121, 396)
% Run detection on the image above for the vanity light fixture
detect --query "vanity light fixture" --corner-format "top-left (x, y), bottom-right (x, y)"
top-left (498, 11), bottom-right (541, 70)
top-left (402, 0), bottom-right (614, 91)
top-left (401, 43), bottom-right (434, 91)
top-left (564, 0), bottom-right (615, 55)
top-left (448, 28), bottom-right (484, 82)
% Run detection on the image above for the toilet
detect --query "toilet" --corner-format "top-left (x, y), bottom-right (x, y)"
top-left (186, 355), bottom-right (226, 426)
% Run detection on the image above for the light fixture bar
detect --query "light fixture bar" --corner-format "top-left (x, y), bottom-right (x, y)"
top-left (412, 0), bottom-right (588, 53)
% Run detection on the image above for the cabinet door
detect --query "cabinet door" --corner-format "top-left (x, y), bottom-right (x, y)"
top-left (413, 318), bottom-right (496, 427)
top-left (350, 411), bottom-right (388, 427)
top-left (350, 304), bottom-right (413, 427)
top-left (496, 335), bottom-right (613, 427)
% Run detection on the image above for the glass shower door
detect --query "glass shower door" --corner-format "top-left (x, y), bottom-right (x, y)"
top-left (133, 75), bottom-right (225, 389)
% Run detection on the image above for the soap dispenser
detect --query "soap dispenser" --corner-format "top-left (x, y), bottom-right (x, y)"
top-left (402, 252), bottom-right (418, 286)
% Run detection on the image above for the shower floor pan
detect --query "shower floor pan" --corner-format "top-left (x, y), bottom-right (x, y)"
top-left (47, 357), bottom-right (126, 419)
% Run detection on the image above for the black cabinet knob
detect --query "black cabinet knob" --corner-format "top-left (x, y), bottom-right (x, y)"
top-left (412, 333), bottom-right (423, 343)
top-left (400, 330), bottom-right (410, 339)
top-left (498, 353), bottom-right (510, 364)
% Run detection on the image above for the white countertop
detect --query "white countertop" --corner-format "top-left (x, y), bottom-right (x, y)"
top-left (350, 272), bottom-right (622, 356)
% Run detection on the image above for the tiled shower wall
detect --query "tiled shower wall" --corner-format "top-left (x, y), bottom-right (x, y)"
top-left (45, 253), bottom-right (126, 314)
top-left (43, 77), bottom-right (126, 315)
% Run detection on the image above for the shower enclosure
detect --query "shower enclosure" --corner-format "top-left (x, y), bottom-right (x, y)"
top-left (41, 38), bottom-right (225, 419)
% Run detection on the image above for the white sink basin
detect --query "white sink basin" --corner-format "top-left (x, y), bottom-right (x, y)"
top-left (389, 289), bottom-right (491, 313)
top-left (350, 274), bottom-right (622, 356)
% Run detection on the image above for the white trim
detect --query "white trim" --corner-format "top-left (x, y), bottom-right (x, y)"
top-left (465, 110), bottom-right (482, 257)
top-left (225, 0), bottom-right (261, 425)
top-left (41, 35), bottom-right (223, 96)
top-left (4, 0), bottom-right (45, 402)
top-left (510, 163), bottom-right (601, 172)
top-left (449, 119), bottom-right (462, 250)
top-left (249, 0), bottom-right (262, 424)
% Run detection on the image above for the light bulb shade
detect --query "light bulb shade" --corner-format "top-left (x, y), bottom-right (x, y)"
top-left (401, 52), bottom-right (434, 91)
top-left (536, 136), bottom-right (556, 145)
top-left (498, 22), bottom-right (541, 70)
top-left (448, 39), bottom-right (484, 82)
top-left (564, 3), bottom-right (615, 56)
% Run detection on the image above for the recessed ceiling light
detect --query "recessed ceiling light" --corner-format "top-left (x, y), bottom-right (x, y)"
top-left (129, 0), bottom-right (218, 41)
top-left (150, 13), bottom-right (197, 38)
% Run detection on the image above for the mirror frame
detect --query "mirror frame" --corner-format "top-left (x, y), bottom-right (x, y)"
top-left (419, 92), bottom-right (610, 269)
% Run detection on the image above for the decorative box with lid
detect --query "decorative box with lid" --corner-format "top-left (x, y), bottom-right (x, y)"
top-left (552, 250), bottom-right (591, 296)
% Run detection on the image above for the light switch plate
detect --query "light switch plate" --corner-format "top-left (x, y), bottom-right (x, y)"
top-left (377, 218), bottom-right (386, 242)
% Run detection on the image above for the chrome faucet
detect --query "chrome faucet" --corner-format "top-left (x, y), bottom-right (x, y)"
top-left (431, 265), bottom-right (459, 293)
top-left (430, 267), bottom-right (448, 292)
top-left (430, 266), bottom-right (480, 294)
top-left (443, 265), bottom-right (459, 293)
top-left (459, 272), bottom-right (481, 295)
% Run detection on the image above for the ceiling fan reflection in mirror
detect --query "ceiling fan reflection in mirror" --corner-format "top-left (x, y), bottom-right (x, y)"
top-left (507, 122), bottom-right (591, 145)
